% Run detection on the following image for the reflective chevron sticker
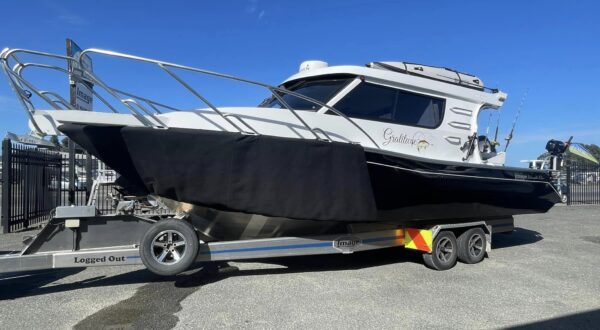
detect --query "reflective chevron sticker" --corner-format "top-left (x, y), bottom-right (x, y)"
top-left (404, 228), bottom-right (433, 252)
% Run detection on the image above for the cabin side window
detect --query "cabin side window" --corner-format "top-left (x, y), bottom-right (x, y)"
top-left (333, 82), bottom-right (445, 128)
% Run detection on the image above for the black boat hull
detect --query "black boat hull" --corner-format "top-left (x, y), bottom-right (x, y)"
top-left (365, 151), bottom-right (560, 221)
top-left (59, 124), bottom-right (560, 226)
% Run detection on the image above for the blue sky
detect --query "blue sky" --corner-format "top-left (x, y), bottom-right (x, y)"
top-left (0, 0), bottom-right (598, 165)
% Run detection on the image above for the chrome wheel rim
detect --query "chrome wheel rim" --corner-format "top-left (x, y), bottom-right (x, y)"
top-left (151, 230), bottom-right (187, 265)
top-left (468, 234), bottom-right (484, 258)
top-left (436, 237), bottom-right (454, 262)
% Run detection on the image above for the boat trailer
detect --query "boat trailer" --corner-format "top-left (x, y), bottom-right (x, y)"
top-left (0, 206), bottom-right (514, 276)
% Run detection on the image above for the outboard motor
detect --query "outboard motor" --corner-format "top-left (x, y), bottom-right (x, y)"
top-left (546, 139), bottom-right (568, 156)
top-left (544, 138), bottom-right (573, 203)
top-left (545, 138), bottom-right (571, 171)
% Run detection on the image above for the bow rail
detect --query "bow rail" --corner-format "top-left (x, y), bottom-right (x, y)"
top-left (0, 47), bottom-right (380, 148)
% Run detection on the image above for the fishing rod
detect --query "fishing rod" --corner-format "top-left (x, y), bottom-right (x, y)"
top-left (488, 78), bottom-right (502, 146)
top-left (485, 111), bottom-right (493, 136)
top-left (504, 88), bottom-right (528, 152)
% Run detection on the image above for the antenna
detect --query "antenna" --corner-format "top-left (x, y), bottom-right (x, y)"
top-left (504, 88), bottom-right (529, 152)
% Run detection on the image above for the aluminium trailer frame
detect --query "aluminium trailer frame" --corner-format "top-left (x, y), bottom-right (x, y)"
top-left (0, 206), bottom-right (513, 275)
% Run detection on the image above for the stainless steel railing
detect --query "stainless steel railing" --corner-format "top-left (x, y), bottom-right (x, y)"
top-left (0, 47), bottom-right (380, 148)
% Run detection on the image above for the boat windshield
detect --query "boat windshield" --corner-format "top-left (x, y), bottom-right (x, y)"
top-left (259, 77), bottom-right (352, 111)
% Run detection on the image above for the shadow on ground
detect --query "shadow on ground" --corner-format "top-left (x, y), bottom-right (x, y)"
top-left (507, 309), bottom-right (600, 329)
top-left (492, 227), bottom-right (543, 249)
top-left (71, 248), bottom-right (423, 329)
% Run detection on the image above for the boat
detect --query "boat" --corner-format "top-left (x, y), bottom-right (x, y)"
top-left (0, 46), bottom-right (561, 242)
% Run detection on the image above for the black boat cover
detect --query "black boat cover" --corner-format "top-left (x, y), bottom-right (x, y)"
top-left (60, 124), bottom-right (378, 221)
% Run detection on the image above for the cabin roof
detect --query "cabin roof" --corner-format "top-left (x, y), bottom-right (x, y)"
top-left (283, 63), bottom-right (507, 108)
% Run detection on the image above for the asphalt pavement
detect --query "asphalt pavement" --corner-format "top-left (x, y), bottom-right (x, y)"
top-left (0, 205), bottom-right (599, 329)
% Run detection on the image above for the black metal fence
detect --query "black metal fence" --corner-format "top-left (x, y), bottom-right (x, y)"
top-left (566, 161), bottom-right (600, 205)
top-left (1, 139), bottom-right (62, 233)
top-left (1, 138), bottom-right (172, 233)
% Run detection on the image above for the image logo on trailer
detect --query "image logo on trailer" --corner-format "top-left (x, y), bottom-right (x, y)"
top-left (333, 236), bottom-right (362, 254)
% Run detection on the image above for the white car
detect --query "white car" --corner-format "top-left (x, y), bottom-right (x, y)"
top-left (49, 178), bottom-right (86, 191)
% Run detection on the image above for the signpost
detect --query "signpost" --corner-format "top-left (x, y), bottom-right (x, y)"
top-left (66, 39), bottom-right (94, 203)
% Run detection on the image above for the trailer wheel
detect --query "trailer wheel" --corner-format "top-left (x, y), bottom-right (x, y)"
top-left (422, 231), bottom-right (458, 271)
top-left (140, 219), bottom-right (199, 276)
top-left (457, 228), bottom-right (486, 264)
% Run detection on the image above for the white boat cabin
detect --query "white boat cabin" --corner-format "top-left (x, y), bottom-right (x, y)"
top-left (256, 60), bottom-right (508, 165)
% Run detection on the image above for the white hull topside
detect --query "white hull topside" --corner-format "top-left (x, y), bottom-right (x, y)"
top-left (31, 106), bottom-right (504, 165)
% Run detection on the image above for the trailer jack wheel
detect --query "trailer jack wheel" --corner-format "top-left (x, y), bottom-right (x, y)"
top-left (140, 219), bottom-right (199, 276)
top-left (457, 228), bottom-right (486, 264)
top-left (422, 231), bottom-right (458, 271)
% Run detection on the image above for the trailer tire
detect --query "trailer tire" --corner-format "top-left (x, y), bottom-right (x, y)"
top-left (457, 228), bottom-right (486, 264)
top-left (422, 231), bottom-right (458, 271)
top-left (140, 219), bottom-right (199, 276)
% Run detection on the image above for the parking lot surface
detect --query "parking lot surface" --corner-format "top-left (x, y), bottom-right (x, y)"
top-left (1, 205), bottom-right (599, 329)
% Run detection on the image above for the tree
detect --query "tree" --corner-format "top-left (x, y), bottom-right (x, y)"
top-left (582, 144), bottom-right (600, 162)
